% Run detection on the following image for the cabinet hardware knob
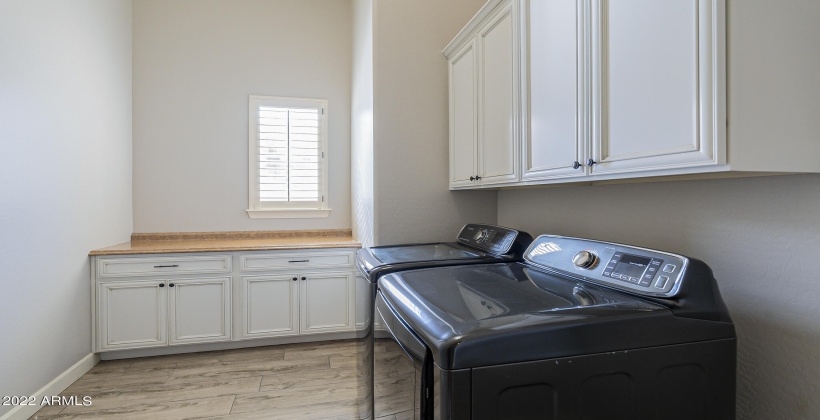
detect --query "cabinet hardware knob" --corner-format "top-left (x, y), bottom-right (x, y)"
top-left (475, 175), bottom-right (481, 180)
top-left (573, 161), bottom-right (582, 169)
top-left (301, 276), bottom-right (307, 281)
top-left (292, 277), bottom-right (298, 281)
top-left (159, 283), bottom-right (165, 287)
top-left (169, 283), bottom-right (175, 287)
top-left (587, 159), bottom-right (596, 166)
top-left (469, 176), bottom-right (475, 181)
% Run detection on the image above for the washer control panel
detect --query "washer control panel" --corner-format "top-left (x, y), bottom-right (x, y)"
top-left (525, 235), bottom-right (688, 298)
top-left (457, 224), bottom-right (519, 255)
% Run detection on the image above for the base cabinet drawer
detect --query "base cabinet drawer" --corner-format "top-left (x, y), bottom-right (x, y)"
top-left (98, 255), bottom-right (231, 278)
top-left (240, 251), bottom-right (354, 272)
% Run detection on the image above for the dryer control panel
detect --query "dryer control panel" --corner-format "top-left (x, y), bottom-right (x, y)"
top-left (525, 235), bottom-right (688, 298)
top-left (457, 224), bottom-right (520, 255)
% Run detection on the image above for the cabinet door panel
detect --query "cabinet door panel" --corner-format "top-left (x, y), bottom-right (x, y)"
top-left (98, 281), bottom-right (166, 351)
top-left (301, 271), bottom-right (354, 334)
top-left (479, 3), bottom-right (518, 184)
top-left (170, 277), bottom-right (231, 345)
top-left (524, 0), bottom-right (585, 180)
top-left (241, 274), bottom-right (299, 339)
top-left (592, 0), bottom-right (720, 174)
top-left (450, 40), bottom-right (478, 187)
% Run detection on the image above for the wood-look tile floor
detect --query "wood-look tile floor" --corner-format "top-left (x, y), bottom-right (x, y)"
top-left (31, 339), bottom-right (370, 420)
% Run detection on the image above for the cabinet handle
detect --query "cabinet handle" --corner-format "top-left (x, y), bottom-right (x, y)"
top-left (587, 159), bottom-right (596, 167)
top-left (475, 175), bottom-right (481, 180)
top-left (292, 277), bottom-right (298, 281)
top-left (301, 276), bottom-right (307, 281)
top-left (288, 260), bottom-right (309, 263)
top-left (469, 176), bottom-right (475, 181)
top-left (154, 264), bottom-right (179, 268)
top-left (572, 161), bottom-right (582, 169)
top-left (159, 283), bottom-right (165, 287)
top-left (168, 283), bottom-right (175, 287)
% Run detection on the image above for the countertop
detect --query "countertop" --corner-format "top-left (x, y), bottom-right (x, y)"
top-left (89, 230), bottom-right (361, 256)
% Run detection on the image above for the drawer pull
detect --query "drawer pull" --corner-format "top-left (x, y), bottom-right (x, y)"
top-left (288, 260), bottom-right (310, 263)
top-left (154, 264), bottom-right (179, 268)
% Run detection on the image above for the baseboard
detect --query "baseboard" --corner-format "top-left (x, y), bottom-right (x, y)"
top-left (0, 353), bottom-right (100, 420)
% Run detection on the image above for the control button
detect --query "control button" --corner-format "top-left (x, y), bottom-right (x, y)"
top-left (572, 251), bottom-right (599, 269)
top-left (663, 264), bottom-right (676, 273)
top-left (655, 276), bottom-right (669, 289)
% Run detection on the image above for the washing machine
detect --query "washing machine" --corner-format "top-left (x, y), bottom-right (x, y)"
top-left (374, 234), bottom-right (736, 419)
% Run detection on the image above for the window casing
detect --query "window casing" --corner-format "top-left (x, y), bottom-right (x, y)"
top-left (247, 96), bottom-right (329, 218)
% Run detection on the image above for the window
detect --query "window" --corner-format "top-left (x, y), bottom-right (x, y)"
top-left (247, 96), bottom-right (329, 218)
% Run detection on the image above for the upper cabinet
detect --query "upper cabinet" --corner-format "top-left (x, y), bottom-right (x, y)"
top-left (521, 0), bottom-right (584, 181)
top-left (588, 0), bottom-right (722, 176)
top-left (445, 0), bottom-right (521, 188)
top-left (449, 0), bottom-right (820, 189)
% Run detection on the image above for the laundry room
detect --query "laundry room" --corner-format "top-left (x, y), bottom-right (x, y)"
top-left (1, 0), bottom-right (819, 419)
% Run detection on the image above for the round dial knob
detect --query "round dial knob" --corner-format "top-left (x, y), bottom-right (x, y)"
top-left (572, 250), bottom-right (599, 269)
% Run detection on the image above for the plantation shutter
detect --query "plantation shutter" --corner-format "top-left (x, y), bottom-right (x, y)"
top-left (249, 96), bottom-right (327, 212)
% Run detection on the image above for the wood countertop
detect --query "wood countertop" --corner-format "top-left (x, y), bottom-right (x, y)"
top-left (89, 230), bottom-right (361, 256)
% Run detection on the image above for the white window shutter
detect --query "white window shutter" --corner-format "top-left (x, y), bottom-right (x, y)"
top-left (248, 96), bottom-right (328, 214)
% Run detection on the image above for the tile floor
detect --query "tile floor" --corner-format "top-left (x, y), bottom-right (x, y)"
top-left (30, 339), bottom-right (372, 419)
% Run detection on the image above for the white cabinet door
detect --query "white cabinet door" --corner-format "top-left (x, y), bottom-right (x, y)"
top-left (590, 0), bottom-right (722, 175)
top-left (449, 39), bottom-right (478, 188)
top-left (478, 1), bottom-right (519, 185)
top-left (240, 274), bottom-right (299, 339)
top-left (169, 276), bottom-right (232, 345)
top-left (300, 271), bottom-right (355, 335)
top-left (98, 280), bottom-right (167, 351)
top-left (523, 0), bottom-right (587, 181)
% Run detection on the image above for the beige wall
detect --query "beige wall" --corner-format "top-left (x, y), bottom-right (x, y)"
top-left (0, 0), bottom-right (133, 416)
top-left (499, 2), bottom-right (820, 418)
top-left (352, 0), bottom-right (375, 247)
top-left (132, 0), bottom-right (352, 233)
top-left (372, 0), bottom-right (498, 245)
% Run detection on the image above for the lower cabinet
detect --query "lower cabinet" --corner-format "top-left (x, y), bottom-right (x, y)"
top-left (93, 249), bottom-right (360, 353)
top-left (97, 276), bottom-right (231, 352)
top-left (240, 271), bottom-right (355, 340)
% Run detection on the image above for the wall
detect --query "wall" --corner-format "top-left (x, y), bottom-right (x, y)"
top-left (371, 0), bottom-right (498, 245)
top-left (132, 0), bottom-right (352, 233)
top-left (351, 0), bottom-right (375, 247)
top-left (498, 2), bottom-right (820, 419)
top-left (0, 0), bottom-right (133, 416)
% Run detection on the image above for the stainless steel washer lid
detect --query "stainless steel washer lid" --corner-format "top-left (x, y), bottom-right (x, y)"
top-left (378, 263), bottom-right (735, 370)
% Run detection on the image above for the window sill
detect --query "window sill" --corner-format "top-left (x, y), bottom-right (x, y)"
top-left (246, 208), bottom-right (331, 219)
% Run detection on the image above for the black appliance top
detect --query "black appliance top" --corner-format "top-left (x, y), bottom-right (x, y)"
top-left (377, 235), bottom-right (735, 370)
top-left (356, 224), bottom-right (532, 282)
